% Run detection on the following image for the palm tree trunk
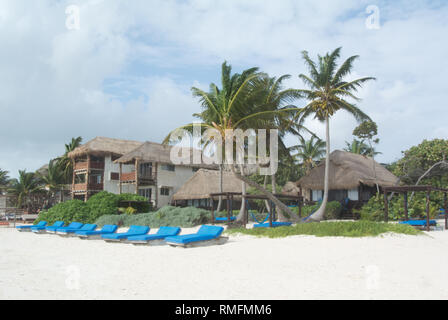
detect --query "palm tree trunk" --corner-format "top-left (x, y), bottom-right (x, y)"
top-left (236, 165), bottom-right (246, 222)
top-left (309, 116), bottom-right (330, 222)
top-left (271, 173), bottom-right (288, 222)
top-left (263, 175), bottom-right (271, 212)
top-left (231, 166), bottom-right (300, 222)
top-left (216, 165), bottom-right (223, 211)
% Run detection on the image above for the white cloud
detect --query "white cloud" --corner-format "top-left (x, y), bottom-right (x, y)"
top-left (0, 0), bottom-right (447, 178)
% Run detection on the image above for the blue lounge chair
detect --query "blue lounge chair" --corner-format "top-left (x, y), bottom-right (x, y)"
top-left (102, 225), bottom-right (150, 242)
top-left (33, 221), bottom-right (65, 233)
top-left (75, 225), bottom-right (118, 240)
top-left (253, 221), bottom-right (292, 228)
top-left (165, 225), bottom-right (228, 248)
top-left (215, 216), bottom-right (236, 222)
top-left (47, 222), bottom-right (83, 234)
top-left (17, 221), bottom-right (47, 232)
top-left (126, 226), bottom-right (181, 245)
top-left (57, 223), bottom-right (96, 236)
top-left (399, 220), bottom-right (437, 227)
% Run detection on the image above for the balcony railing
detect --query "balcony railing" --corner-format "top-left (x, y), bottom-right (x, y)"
top-left (120, 172), bottom-right (156, 183)
top-left (72, 183), bottom-right (104, 192)
top-left (74, 161), bottom-right (105, 171)
top-left (120, 171), bottom-right (136, 182)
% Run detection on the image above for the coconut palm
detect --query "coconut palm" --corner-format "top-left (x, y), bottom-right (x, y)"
top-left (345, 139), bottom-right (381, 157)
top-left (297, 47), bottom-right (375, 221)
top-left (165, 62), bottom-right (303, 220)
top-left (38, 160), bottom-right (66, 203)
top-left (8, 170), bottom-right (43, 210)
top-left (57, 137), bottom-right (82, 183)
top-left (290, 136), bottom-right (326, 172)
top-left (0, 169), bottom-right (9, 192)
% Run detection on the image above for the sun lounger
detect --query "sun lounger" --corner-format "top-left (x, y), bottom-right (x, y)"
top-left (253, 221), bottom-right (292, 228)
top-left (17, 221), bottom-right (46, 232)
top-left (47, 222), bottom-right (83, 234)
top-left (33, 221), bottom-right (65, 233)
top-left (75, 224), bottom-right (118, 240)
top-left (102, 225), bottom-right (150, 242)
top-left (215, 216), bottom-right (236, 222)
top-left (57, 223), bottom-right (96, 236)
top-left (399, 220), bottom-right (437, 228)
top-left (165, 225), bottom-right (228, 248)
top-left (126, 226), bottom-right (181, 245)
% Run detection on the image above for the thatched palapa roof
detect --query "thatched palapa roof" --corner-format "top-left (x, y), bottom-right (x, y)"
top-left (282, 181), bottom-right (301, 196)
top-left (68, 137), bottom-right (143, 158)
top-left (297, 150), bottom-right (398, 190)
top-left (172, 169), bottom-right (242, 201)
top-left (115, 141), bottom-right (218, 169)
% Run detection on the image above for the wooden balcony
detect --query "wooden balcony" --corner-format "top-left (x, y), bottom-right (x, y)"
top-left (72, 183), bottom-right (104, 192)
top-left (74, 161), bottom-right (105, 171)
top-left (120, 172), bottom-right (156, 184)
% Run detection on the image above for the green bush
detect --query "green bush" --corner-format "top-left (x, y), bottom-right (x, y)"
top-left (356, 193), bottom-right (440, 222)
top-left (95, 206), bottom-right (211, 228)
top-left (226, 221), bottom-right (421, 238)
top-left (34, 200), bottom-right (90, 225)
top-left (290, 201), bottom-right (342, 220)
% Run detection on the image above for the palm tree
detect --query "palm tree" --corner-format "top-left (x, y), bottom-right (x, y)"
top-left (38, 160), bottom-right (66, 203)
top-left (57, 137), bottom-right (82, 183)
top-left (165, 62), bottom-right (302, 220)
top-left (345, 139), bottom-right (381, 156)
top-left (290, 136), bottom-right (326, 172)
top-left (0, 169), bottom-right (9, 193)
top-left (8, 170), bottom-right (43, 211)
top-left (297, 47), bottom-right (375, 222)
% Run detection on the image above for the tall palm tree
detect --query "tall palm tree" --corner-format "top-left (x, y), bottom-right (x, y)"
top-left (38, 160), bottom-right (66, 203)
top-left (345, 139), bottom-right (381, 156)
top-left (8, 170), bottom-right (43, 211)
top-left (0, 169), bottom-right (9, 193)
top-left (165, 62), bottom-right (302, 220)
top-left (297, 47), bottom-right (375, 221)
top-left (57, 137), bottom-right (82, 183)
top-left (290, 136), bottom-right (326, 172)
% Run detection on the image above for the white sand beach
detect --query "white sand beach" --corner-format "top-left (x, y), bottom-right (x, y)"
top-left (1, 223), bottom-right (448, 300)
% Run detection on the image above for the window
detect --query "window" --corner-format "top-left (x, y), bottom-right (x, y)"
top-left (139, 163), bottom-right (153, 177)
top-left (138, 188), bottom-right (152, 200)
top-left (75, 174), bottom-right (86, 184)
top-left (160, 187), bottom-right (170, 196)
top-left (347, 189), bottom-right (359, 201)
top-left (161, 164), bottom-right (175, 172)
top-left (110, 172), bottom-right (119, 181)
top-left (311, 190), bottom-right (323, 202)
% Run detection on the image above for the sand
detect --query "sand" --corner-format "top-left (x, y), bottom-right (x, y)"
top-left (1, 222), bottom-right (448, 300)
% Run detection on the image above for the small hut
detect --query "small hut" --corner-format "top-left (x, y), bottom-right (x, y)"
top-left (171, 169), bottom-right (242, 208)
top-left (297, 150), bottom-right (398, 203)
top-left (282, 181), bottom-right (301, 197)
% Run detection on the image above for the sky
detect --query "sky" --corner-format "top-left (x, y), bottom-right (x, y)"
top-left (0, 0), bottom-right (447, 178)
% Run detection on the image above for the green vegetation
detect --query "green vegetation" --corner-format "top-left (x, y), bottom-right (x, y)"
top-left (226, 221), bottom-right (421, 238)
top-left (34, 191), bottom-right (150, 225)
top-left (356, 193), bottom-right (440, 222)
top-left (291, 201), bottom-right (342, 220)
top-left (94, 206), bottom-right (210, 228)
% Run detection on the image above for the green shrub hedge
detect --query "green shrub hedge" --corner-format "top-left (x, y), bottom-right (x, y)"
top-left (94, 206), bottom-right (211, 228)
top-left (289, 201), bottom-right (342, 220)
top-left (34, 191), bottom-right (151, 225)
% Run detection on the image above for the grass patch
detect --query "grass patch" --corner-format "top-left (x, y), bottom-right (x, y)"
top-left (225, 221), bottom-right (422, 238)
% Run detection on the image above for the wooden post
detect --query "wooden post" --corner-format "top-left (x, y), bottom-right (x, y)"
top-left (403, 192), bottom-right (409, 221)
top-left (119, 163), bottom-right (123, 195)
top-left (444, 192), bottom-right (447, 230)
top-left (85, 154), bottom-right (91, 201)
top-left (135, 159), bottom-right (139, 195)
top-left (383, 191), bottom-right (389, 223)
top-left (226, 193), bottom-right (231, 228)
top-left (211, 196), bottom-right (215, 225)
top-left (426, 190), bottom-right (430, 232)
top-left (269, 200), bottom-right (273, 227)
top-left (298, 199), bottom-right (302, 219)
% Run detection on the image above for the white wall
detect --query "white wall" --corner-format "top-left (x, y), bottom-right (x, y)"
top-left (103, 155), bottom-right (135, 194)
top-left (156, 164), bottom-right (196, 207)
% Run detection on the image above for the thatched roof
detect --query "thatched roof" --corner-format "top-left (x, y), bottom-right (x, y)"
top-left (282, 181), bottom-right (301, 196)
top-left (115, 141), bottom-right (218, 169)
top-left (172, 169), bottom-right (242, 201)
top-left (297, 150), bottom-right (398, 190)
top-left (68, 137), bottom-right (143, 158)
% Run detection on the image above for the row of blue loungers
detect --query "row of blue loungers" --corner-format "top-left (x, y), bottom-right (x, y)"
top-left (17, 221), bottom-right (228, 248)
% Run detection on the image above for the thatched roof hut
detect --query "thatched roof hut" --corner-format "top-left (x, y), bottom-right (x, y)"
top-left (297, 150), bottom-right (398, 190)
top-left (282, 181), bottom-right (301, 196)
top-left (115, 141), bottom-right (218, 169)
top-left (68, 137), bottom-right (143, 158)
top-left (172, 169), bottom-right (242, 201)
